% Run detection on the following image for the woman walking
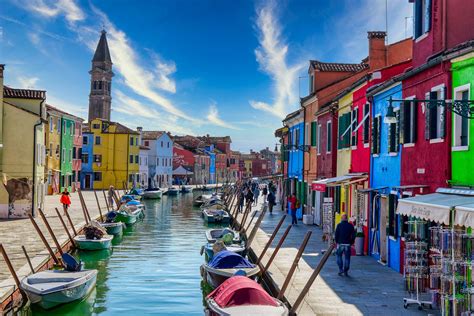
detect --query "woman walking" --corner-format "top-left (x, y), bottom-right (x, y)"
top-left (60, 187), bottom-right (71, 216)
top-left (253, 186), bottom-right (260, 206)
top-left (267, 190), bottom-right (276, 214)
top-left (288, 194), bottom-right (298, 225)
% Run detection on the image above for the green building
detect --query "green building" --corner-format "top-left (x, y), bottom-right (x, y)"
top-left (60, 117), bottom-right (74, 191)
top-left (451, 52), bottom-right (474, 186)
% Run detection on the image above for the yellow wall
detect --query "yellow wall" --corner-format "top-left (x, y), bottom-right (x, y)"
top-left (336, 92), bottom-right (353, 177)
top-left (90, 119), bottom-right (139, 190)
top-left (45, 114), bottom-right (61, 194)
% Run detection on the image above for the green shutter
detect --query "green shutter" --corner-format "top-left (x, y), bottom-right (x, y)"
top-left (395, 111), bottom-right (400, 152)
top-left (311, 122), bottom-right (317, 146)
top-left (338, 115), bottom-right (343, 149)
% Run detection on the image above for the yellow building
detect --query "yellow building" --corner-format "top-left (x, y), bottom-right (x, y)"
top-left (87, 118), bottom-right (140, 189)
top-left (45, 106), bottom-right (61, 194)
top-left (0, 65), bottom-right (46, 218)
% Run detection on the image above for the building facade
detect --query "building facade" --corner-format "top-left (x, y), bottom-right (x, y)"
top-left (143, 131), bottom-right (173, 188)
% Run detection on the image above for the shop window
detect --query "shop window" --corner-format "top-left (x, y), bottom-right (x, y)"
top-left (414, 0), bottom-right (431, 39)
top-left (363, 103), bottom-right (370, 144)
top-left (400, 99), bottom-right (417, 144)
top-left (453, 88), bottom-right (470, 148)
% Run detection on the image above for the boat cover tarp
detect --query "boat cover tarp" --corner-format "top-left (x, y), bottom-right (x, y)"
top-left (208, 251), bottom-right (254, 269)
top-left (207, 276), bottom-right (278, 307)
top-left (127, 200), bottom-right (141, 206)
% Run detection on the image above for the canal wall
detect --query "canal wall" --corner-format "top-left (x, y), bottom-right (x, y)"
top-left (0, 190), bottom-right (107, 312)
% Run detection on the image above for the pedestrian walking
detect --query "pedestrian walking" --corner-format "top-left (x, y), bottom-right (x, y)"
top-left (246, 189), bottom-right (254, 207)
top-left (60, 187), bottom-right (71, 216)
top-left (108, 185), bottom-right (115, 209)
top-left (267, 190), bottom-right (276, 214)
top-left (334, 214), bottom-right (356, 276)
top-left (288, 194), bottom-right (298, 225)
top-left (253, 186), bottom-right (260, 206)
top-left (238, 190), bottom-right (245, 212)
top-left (262, 185), bottom-right (268, 203)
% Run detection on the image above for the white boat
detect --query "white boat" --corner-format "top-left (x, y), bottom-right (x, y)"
top-left (205, 228), bottom-right (241, 244)
top-left (206, 276), bottom-right (289, 316)
top-left (143, 188), bottom-right (162, 199)
top-left (21, 269), bottom-right (97, 310)
top-left (202, 209), bottom-right (230, 223)
top-left (180, 185), bottom-right (194, 193)
top-left (166, 187), bottom-right (179, 196)
top-left (203, 243), bottom-right (247, 262)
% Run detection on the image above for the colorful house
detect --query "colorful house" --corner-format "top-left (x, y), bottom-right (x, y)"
top-left (80, 130), bottom-right (94, 189)
top-left (142, 131), bottom-right (173, 188)
top-left (204, 144), bottom-right (216, 184)
top-left (86, 119), bottom-right (140, 189)
top-left (0, 65), bottom-right (46, 218)
top-left (72, 118), bottom-right (83, 191)
top-left (45, 106), bottom-right (62, 195)
top-left (172, 143), bottom-right (195, 184)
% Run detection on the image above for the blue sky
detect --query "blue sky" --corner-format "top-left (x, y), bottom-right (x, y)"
top-left (0, 0), bottom-right (412, 151)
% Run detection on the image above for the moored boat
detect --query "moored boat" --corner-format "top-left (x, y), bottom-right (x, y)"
top-left (202, 209), bottom-right (230, 224)
top-left (115, 210), bottom-right (138, 226)
top-left (205, 276), bottom-right (289, 316)
top-left (203, 243), bottom-right (246, 262)
top-left (166, 187), bottom-right (179, 196)
top-left (100, 222), bottom-right (123, 235)
top-left (180, 185), bottom-right (193, 193)
top-left (205, 228), bottom-right (241, 244)
top-left (21, 269), bottom-right (98, 310)
top-left (201, 251), bottom-right (259, 288)
top-left (143, 188), bottom-right (162, 199)
top-left (73, 235), bottom-right (113, 250)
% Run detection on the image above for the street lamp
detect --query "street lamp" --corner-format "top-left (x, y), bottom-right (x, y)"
top-left (384, 100), bottom-right (397, 124)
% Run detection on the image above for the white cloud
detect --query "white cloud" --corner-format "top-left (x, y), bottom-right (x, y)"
top-left (46, 94), bottom-right (88, 117)
top-left (206, 102), bottom-right (241, 130)
top-left (24, 0), bottom-right (85, 23)
top-left (17, 76), bottom-right (39, 89)
top-left (250, 2), bottom-right (305, 119)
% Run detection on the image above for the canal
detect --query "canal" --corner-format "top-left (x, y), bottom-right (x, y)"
top-left (22, 193), bottom-right (216, 315)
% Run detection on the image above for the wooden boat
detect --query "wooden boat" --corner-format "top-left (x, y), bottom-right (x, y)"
top-left (200, 201), bottom-right (225, 211)
top-left (194, 194), bottom-right (217, 206)
top-left (127, 188), bottom-right (144, 200)
top-left (100, 222), bottom-right (123, 235)
top-left (180, 185), bottom-right (193, 193)
top-left (201, 185), bottom-right (213, 192)
top-left (206, 276), bottom-right (289, 316)
top-left (203, 243), bottom-right (246, 262)
top-left (166, 187), bottom-right (179, 196)
top-left (74, 235), bottom-right (113, 250)
top-left (202, 209), bottom-right (230, 223)
top-left (205, 228), bottom-right (241, 244)
top-left (115, 210), bottom-right (138, 226)
top-left (201, 251), bottom-right (260, 288)
top-left (21, 269), bottom-right (98, 309)
top-left (143, 188), bottom-right (162, 199)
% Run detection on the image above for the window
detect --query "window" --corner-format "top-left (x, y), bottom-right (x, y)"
top-left (57, 118), bottom-right (60, 133)
top-left (309, 74), bottom-right (314, 93)
top-left (388, 109), bottom-right (400, 153)
top-left (62, 148), bottom-right (65, 162)
top-left (161, 141), bottom-right (164, 147)
top-left (72, 147), bottom-right (76, 159)
top-left (316, 124), bottom-right (322, 153)
top-left (388, 194), bottom-right (398, 237)
top-left (63, 121), bottom-right (66, 134)
top-left (83, 136), bottom-right (88, 145)
top-left (98, 81), bottom-right (102, 90)
top-left (363, 104), bottom-right (370, 144)
top-left (425, 86), bottom-right (446, 140)
top-left (135, 138), bottom-right (138, 146)
top-left (144, 140), bottom-right (149, 146)
top-left (327, 121), bottom-right (332, 153)
top-left (49, 143), bottom-right (53, 157)
top-left (82, 153), bottom-right (89, 164)
top-left (414, 0), bottom-right (431, 39)
top-left (56, 144), bottom-right (60, 156)
top-left (130, 155), bottom-right (134, 164)
top-left (337, 113), bottom-right (351, 149)
top-left (94, 172), bottom-right (102, 181)
top-left (93, 154), bottom-right (102, 163)
top-left (49, 117), bottom-right (53, 132)
top-left (310, 122), bottom-right (317, 147)
top-left (130, 137), bottom-right (134, 146)
top-left (69, 149), bottom-right (73, 162)
top-left (135, 155), bottom-right (139, 164)
top-left (453, 87), bottom-right (470, 148)
top-left (108, 82), bottom-right (111, 95)
top-left (92, 123), bottom-right (100, 129)
top-left (157, 158), bottom-right (160, 166)
top-left (351, 108), bottom-right (358, 147)
top-left (129, 174), bottom-right (134, 183)
top-left (95, 136), bottom-right (101, 145)
top-left (371, 116), bottom-right (381, 155)
top-left (400, 99), bottom-right (417, 144)
top-left (70, 123), bottom-right (73, 135)
top-left (93, 81), bottom-right (97, 90)
top-left (295, 128), bottom-right (300, 148)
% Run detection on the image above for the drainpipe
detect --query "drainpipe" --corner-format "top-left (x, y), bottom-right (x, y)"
top-left (32, 99), bottom-right (45, 217)
top-left (302, 106), bottom-right (306, 216)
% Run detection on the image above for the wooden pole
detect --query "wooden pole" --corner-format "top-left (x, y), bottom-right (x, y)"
top-left (277, 231), bottom-right (312, 300)
top-left (63, 207), bottom-right (78, 236)
top-left (239, 202), bottom-right (252, 232)
top-left (94, 190), bottom-right (104, 221)
top-left (28, 214), bottom-right (60, 265)
top-left (21, 246), bottom-right (35, 274)
top-left (76, 189), bottom-right (89, 224)
top-left (78, 189), bottom-right (92, 223)
top-left (245, 210), bottom-right (258, 232)
top-left (246, 207), bottom-right (267, 249)
top-left (114, 190), bottom-right (121, 207)
top-left (38, 208), bottom-right (64, 256)
top-left (290, 243), bottom-right (335, 313)
top-left (0, 244), bottom-right (26, 299)
top-left (55, 208), bottom-right (75, 246)
top-left (260, 225), bottom-right (292, 277)
top-left (257, 215), bottom-right (286, 265)
top-left (103, 189), bottom-right (111, 211)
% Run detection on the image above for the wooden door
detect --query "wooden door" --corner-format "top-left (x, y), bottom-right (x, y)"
top-left (380, 196), bottom-right (388, 263)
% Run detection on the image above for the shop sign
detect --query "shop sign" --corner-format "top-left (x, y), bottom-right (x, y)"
top-left (312, 183), bottom-right (326, 191)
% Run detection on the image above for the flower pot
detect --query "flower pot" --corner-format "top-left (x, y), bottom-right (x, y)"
top-left (355, 236), bottom-right (364, 255)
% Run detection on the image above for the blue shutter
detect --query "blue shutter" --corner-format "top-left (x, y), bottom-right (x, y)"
top-left (424, 0), bottom-right (432, 32)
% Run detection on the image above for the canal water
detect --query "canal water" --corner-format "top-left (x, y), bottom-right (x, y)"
top-left (22, 193), bottom-right (219, 315)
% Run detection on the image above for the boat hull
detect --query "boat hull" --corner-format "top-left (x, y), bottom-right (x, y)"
top-left (115, 212), bottom-right (138, 225)
top-left (204, 244), bottom-right (246, 262)
top-left (101, 222), bottom-right (123, 235)
top-left (206, 298), bottom-right (289, 316)
top-left (74, 235), bottom-right (113, 250)
top-left (203, 211), bottom-right (230, 224)
top-left (166, 189), bottom-right (179, 196)
top-left (201, 265), bottom-right (260, 289)
top-left (143, 190), bottom-right (162, 199)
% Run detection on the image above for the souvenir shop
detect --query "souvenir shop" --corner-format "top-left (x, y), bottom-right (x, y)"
top-left (396, 188), bottom-right (474, 314)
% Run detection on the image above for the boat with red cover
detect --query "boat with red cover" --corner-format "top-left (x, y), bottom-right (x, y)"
top-left (205, 276), bottom-right (289, 315)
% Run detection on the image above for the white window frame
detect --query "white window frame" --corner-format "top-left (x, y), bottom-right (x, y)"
top-left (429, 84), bottom-right (445, 143)
top-left (403, 95), bottom-right (417, 148)
top-left (317, 124), bottom-right (322, 155)
top-left (351, 108), bottom-right (358, 150)
top-left (452, 83), bottom-right (471, 151)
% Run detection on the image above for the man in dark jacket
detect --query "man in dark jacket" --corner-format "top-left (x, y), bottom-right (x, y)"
top-left (334, 214), bottom-right (356, 276)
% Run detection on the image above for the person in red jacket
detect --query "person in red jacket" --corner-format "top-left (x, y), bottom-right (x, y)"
top-left (287, 194), bottom-right (298, 225)
top-left (60, 187), bottom-right (71, 215)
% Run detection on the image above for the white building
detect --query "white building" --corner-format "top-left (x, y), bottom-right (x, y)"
top-left (139, 145), bottom-right (149, 188)
top-left (142, 131), bottom-right (174, 188)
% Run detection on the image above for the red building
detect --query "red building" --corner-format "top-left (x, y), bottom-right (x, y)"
top-left (251, 155), bottom-right (271, 177)
top-left (173, 143), bottom-right (195, 169)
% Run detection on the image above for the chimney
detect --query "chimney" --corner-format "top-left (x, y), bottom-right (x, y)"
top-left (367, 31), bottom-right (387, 70)
top-left (136, 126), bottom-right (143, 132)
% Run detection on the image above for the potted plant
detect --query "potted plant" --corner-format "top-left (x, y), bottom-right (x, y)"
top-left (354, 231), bottom-right (365, 255)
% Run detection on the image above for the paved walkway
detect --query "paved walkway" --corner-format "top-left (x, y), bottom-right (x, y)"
top-left (241, 197), bottom-right (436, 316)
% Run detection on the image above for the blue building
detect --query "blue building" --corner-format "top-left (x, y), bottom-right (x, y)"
top-left (204, 145), bottom-right (216, 184)
top-left (368, 83), bottom-right (403, 272)
top-left (283, 109), bottom-right (304, 219)
top-left (80, 132), bottom-right (94, 189)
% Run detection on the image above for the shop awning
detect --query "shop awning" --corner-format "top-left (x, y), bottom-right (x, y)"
top-left (311, 173), bottom-right (367, 192)
top-left (397, 192), bottom-right (474, 225)
top-left (454, 204), bottom-right (474, 228)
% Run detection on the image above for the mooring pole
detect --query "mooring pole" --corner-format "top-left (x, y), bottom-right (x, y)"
top-left (76, 189), bottom-right (89, 224)
top-left (246, 207), bottom-right (267, 249)
top-left (63, 207), bottom-right (78, 236)
top-left (260, 225), bottom-right (292, 277)
top-left (55, 208), bottom-right (75, 246)
top-left (256, 215), bottom-right (287, 265)
top-left (239, 202), bottom-right (252, 232)
top-left (290, 243), bottom-right (335, 313)
top-left (94, 190), bottom-right (104, 221)
top-left (38, 208), bottom-right (64, 256)
top-left (78, 189), bottom-right (92, 223)
top-left (0, 244), bottom-right (26, 299)
top-left (245, 210), bottom-right (258, 232)
top-left (28, 214), bottom-right (60, 265)
top-left (21, 246), bottom-right (35, 274)
top-left (103, 189), bottom-right (111, 212)
top-left (277, 231), bottom-right (312, 300)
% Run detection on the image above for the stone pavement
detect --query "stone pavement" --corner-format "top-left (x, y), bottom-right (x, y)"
top-left (242, 197), bottom-right (438, 316)
top-left (0, 190), bottom-right (114, 299)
